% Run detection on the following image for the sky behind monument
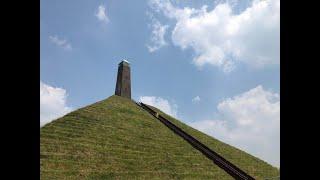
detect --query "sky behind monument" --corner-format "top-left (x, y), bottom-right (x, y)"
top-left (40, 0), bottom-right (280, 167)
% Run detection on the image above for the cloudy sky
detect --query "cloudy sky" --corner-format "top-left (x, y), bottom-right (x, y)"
top-left (41, 0), bottom-right (279, 167)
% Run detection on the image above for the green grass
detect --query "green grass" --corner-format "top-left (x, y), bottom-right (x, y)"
top-left (40, 95), bottom-right (279, 179)
top-left (147, 105), bottom-right (280, 179)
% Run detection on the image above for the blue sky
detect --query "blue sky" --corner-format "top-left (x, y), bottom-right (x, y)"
top-left (41, 0), bottom-right (280, 167)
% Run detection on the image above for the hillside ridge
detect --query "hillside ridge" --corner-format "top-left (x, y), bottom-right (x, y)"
top-left (40, 95), bottom-right (279, 179)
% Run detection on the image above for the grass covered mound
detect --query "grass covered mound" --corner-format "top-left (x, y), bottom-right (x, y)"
top-left (40, 95), bottom-right (279, 179)
top-left (147, 105), bottom-right (280, 180)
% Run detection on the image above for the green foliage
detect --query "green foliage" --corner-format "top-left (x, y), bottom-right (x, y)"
top-left (40, 95), bottom-right (279, 179)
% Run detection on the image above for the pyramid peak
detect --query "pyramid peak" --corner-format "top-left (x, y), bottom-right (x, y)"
top-left (119, 59), bottom-right (130, 65)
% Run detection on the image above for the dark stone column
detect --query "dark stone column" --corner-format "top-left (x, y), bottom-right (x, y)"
top-left (115, 60), bottom-right (131, 99)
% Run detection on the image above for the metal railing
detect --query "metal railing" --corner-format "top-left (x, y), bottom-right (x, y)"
top-left (136, 101), bottom-right (255, 180)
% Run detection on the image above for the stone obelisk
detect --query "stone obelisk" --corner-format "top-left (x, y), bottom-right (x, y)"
top-left (115, 60), bottom-right (131, 99)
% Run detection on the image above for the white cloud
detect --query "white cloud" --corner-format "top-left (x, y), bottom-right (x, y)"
top-left (147, 15), bottom-right (169, 52)
top-left (189, 85), bottom-right (280, 167)
top-left (139, 96), bottom-right (178, 117)
top-left (95, 5), bottom-right (109, 23)
top-left (40, 81), bottom-right (72, 127)
top-left (149, 0), bottom-right (280, 72)
top-left (49, 35), bottom-right (72, 50)
top-left (192, 96), bottom-right (200, 103)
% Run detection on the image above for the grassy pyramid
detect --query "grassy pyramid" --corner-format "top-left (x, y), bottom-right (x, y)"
top-left (40, 95), bottom-right (279, 179)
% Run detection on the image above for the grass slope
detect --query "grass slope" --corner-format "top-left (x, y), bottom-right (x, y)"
top-left (40, 95), bottom-right (279, 179)
top-left (148, 105), bottom-right (280, 179)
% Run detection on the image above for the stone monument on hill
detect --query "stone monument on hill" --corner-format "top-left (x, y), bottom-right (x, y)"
top-left (115, 60), bottom-right (131, 99)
